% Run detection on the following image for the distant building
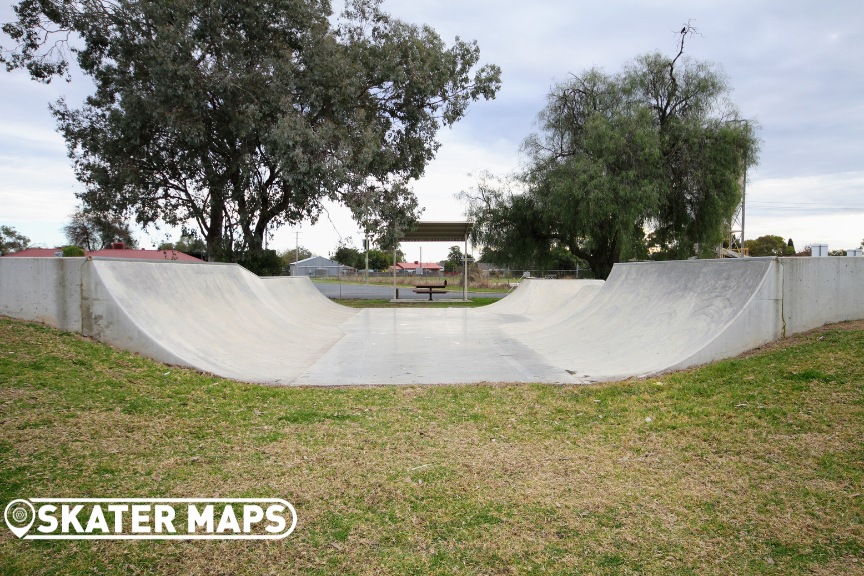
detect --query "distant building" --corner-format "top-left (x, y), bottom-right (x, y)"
top-left (290, 256), bottom-right (354, 277)
top-left (389, 262), bottom-right (444, 275)
top-left (2, 248), bottom-right (64, 258)
top-left (88, 246), bottom-right (203, 262)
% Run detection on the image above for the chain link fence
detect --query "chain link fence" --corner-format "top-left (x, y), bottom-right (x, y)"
top-left (285, 266), bottom-right (594, 300)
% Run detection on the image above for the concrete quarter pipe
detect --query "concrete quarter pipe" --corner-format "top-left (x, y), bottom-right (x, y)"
top-left (1, 256), bottom-right (862, 385)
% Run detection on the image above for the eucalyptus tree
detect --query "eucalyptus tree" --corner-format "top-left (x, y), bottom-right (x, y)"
top-left (3, 0), bottom-right (500, 262)
top-left (0, 225), bottom-right (30, 255)
top-left (63, 209), bottom-right (138, 250)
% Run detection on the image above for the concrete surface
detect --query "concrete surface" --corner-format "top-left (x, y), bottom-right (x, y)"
top-left (1, 256), bottom-right (862, 385)
top-left (510, 259), bottom-right (783, 382)
top-left (780, 256), bottom-right (864, 336)
top-left (0, 257), bottom-right (84, 332)
top-left (81, 259), bottom-right (355, 383)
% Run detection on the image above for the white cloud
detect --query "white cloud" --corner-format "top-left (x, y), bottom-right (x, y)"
top-left (3, 0), bottom-right (863, 262)
top-left (746, 172), bottom-right (864, 250)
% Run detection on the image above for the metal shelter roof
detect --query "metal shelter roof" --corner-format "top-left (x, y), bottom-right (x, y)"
top-left (399, 221), bottom-right (473, 242)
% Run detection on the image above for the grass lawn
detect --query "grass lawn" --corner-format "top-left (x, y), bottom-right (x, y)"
top-left (336, 298), bottom-right (499, 308)
top-left (1, 316), bottom-right (862, 575)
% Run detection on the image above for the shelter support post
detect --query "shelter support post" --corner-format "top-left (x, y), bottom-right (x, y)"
top-left (464, 234), bottom-right (468, 301)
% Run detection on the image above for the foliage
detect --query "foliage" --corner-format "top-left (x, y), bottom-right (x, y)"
top-left (62, 209), bottom-right (138, 251)
top-left (332, 243), bottom-right (363, 269)
top-left (463, 28), bottom-right (758, 279)
top-left (278, 246), bottom-right (313, 265)
top-left (332, 240), bottom-right (401, 270)
top-left (2, 0), bottom-right (500, 265)
top-left (238, 249), bottom-right (284, 276)
top-left (744, 235), bottom-right (795, 257)
top-left (365, 249), bottom-right (392, 271)
top-left (828, 250), bottom-right (847, 256)
top-left (0, 225), bottom-right (30, 254)
top-left (60, 245), bottom-right (86, 257)
top-left (444, 245), bottom-right (473, 273)
top-left (157, 231), bottom-right (206, 256)
top-left (545, 246), bottom-right (588, 271)
top-left (462, 172), bottom-right (553, 270)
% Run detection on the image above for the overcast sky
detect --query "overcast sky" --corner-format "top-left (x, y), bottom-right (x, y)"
top-left (2, 0), bottom-right (862, 262)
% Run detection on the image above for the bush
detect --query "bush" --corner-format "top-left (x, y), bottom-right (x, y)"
top-left (239, 249), bottom-right (285, 276)
top-left (61, 245), bottom-right (86, 257)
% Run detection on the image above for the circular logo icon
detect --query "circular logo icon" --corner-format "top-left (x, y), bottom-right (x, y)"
top-left (4, 499), bottom-right (36, 538)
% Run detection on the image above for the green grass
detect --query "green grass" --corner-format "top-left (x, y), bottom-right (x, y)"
top-left (311, 277), bottom-right (513, 293)
top-left (1, 316), bottom-right (863, 575)
top-left (336, 297), bottom-right (499, 308)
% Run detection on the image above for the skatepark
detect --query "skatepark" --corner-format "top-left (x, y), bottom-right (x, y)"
top-left (1, 256), bottom-right (862, 385)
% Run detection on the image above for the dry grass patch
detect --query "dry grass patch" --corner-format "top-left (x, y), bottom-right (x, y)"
top-left (1, 316), bottom-right (863, 574)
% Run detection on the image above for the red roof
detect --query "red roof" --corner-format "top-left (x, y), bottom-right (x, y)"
top-left (393, 262), bottom-right (444, 271)
top-left (3, 247), bottom-right (202, 262)
top-left (2, 248), bottom-right (64, 257)
top-left (88, 248), bottom-right (202, 262)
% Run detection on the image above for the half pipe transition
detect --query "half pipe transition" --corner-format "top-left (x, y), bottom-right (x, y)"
top-left (1, 256), bottom-right (862, 385)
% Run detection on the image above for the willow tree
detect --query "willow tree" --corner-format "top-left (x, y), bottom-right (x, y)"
top-left (2, 0), bottom-right (500, 263)
top-left (464, 27), bottom-right (758, 279)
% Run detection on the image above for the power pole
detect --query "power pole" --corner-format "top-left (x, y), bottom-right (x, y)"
top-left (294, 230), bottom-right (301, 275)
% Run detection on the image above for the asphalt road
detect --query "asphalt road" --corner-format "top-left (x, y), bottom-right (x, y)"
top-left (311, 281), bottom-right (508, 300)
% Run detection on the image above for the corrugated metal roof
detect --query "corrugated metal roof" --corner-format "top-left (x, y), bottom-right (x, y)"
top-left (400, 221), bottom-right (472, 242)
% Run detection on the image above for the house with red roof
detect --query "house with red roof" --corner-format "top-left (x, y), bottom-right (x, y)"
top-left (1, 248), bottom-right (65, 258)
top-left (3, 243), bottom-right (203, 262)
top-left (87, 247), bottom-right (203, 262)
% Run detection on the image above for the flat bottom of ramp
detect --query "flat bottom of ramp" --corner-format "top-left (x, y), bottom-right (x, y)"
top-left (293, 307), bottom-right (579, 386)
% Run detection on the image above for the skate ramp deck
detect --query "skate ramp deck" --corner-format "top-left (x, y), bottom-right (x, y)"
top-left (1, 256), bottom-right (862, 385)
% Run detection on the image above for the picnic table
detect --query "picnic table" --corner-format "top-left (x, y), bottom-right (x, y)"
top-left (412, 279), bottom-right (448, 301)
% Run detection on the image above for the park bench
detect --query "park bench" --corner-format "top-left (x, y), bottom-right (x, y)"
top-left (412, 279), bottom-right (448, 301)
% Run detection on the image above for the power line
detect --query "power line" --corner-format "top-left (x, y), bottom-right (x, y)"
top-left (748, 204), bottom-right (864, 213)
top-left (749, 200), bottom-right (864, 207)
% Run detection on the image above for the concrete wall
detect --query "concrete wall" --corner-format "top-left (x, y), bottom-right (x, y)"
top-left (0, 257), bottom-right (84, 332)
top-left (779, 256), bottom-right (864, 336)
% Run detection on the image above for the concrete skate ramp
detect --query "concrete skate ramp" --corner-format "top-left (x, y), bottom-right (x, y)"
top-left (511, 259), bottom-right (782, 382)
top-left (482, 279), bottom-right (604, 318)
top-left (293, 259), bottom-right (780, 384)
top-left (82, 259), bottom-right (356, 383)
top-left (1, 256), bottom-right (862, 385)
